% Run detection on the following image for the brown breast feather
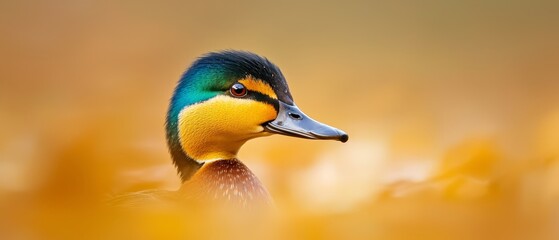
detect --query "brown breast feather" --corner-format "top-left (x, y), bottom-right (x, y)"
top-left (178, 159), bottom-right (272, 208)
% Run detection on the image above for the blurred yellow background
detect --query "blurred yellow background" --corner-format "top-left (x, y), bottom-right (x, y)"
top-left (1, 0), bottom-right (559, 239)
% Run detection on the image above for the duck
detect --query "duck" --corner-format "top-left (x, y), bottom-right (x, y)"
top-left (110, 50), bottom-right (348, 208)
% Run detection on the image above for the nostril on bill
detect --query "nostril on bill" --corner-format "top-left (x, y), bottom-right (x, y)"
top-left (288, 112), bottom-right (303, 120)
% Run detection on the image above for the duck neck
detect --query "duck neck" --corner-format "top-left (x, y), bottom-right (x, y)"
top-left (166, 120), bottom-right (246, 181)
top-left (169, 142), bottom-right (204, 181)
top-left (165, 113), bottom-right (202, 181)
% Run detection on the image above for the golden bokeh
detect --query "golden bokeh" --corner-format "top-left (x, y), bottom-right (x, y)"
top-left (1, 0), bottom-right (559, 239)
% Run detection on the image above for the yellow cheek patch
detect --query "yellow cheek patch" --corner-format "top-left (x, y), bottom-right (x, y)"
top-left (238, 77), bottom-right (277, 99)
top-left (178, 95), bottom-right (277, 161)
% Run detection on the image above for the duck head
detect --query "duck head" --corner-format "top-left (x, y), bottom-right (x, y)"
top-left (166, 51), bottom-right (348, 181)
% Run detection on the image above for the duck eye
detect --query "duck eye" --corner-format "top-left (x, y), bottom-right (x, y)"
top-left (230, 83), bottom-right (247, 97)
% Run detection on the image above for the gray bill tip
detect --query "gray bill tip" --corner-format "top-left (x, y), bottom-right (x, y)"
top-left (265, 102), bottom-right (349, 143)
top-left (338, 131), bottom-right (349, 143)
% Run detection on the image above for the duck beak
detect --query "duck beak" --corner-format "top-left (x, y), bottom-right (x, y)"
top-left (264, 101), bottom-right (348, 143)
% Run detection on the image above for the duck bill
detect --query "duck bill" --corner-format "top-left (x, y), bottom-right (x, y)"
top-left (264, 101), bottom-right (348, 143)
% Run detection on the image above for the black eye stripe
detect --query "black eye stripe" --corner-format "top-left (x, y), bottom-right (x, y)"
top-left (224, 85), bottom-right (279, 111)
top-left (243, 90), bottom-right (279, 111)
